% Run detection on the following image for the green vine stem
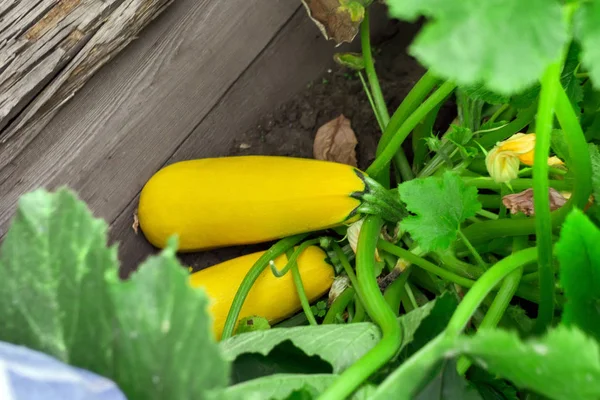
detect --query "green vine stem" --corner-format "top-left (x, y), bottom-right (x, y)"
top-left (377, 70), bottom-right (441, 153)
top-left (455, 233), bottom-right (528, 375)
top-left (360, 9), bottom-right (412, 185)
top-left (319, 216), bottom-right (402, 400)
top-left (287, 248), bottom-right (319, 326)
top-left (476, 102), bottom-right (538, 149)
top-left (360, 9), bottom-right (389, 125)
top-left (358, 71), bottom-right (385, 131)
top-left (367, 81), bottom-right (457, 178)
top-left (221, 233), bottom-right (309, 339)
top-left (353, 297), bottom-right (367, 323)
top-left (445, 247), bottom-right (538, 336)
top-left (271, 239), bottom-right (321, 277)
top-left (533, 62), bottom-right (562, 332)
top-left (462, 176), bottom-right (571, 192)
top-left (323, 287), bottom-right (356, 324)
top-left (383, 266), bottom-right (413, 316)
top-left (554, 83), bottom-right (593, 210)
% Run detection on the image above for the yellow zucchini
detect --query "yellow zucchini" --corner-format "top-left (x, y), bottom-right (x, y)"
top-left (138, 156), bottom-right (366, 251)
top-left (190, 245), bottom-right (334, 340)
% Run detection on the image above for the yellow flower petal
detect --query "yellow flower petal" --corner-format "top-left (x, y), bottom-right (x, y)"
top-left (486, 146), bottom-right (520, 183)
top-left (497, 133), bottom-right (536, 155)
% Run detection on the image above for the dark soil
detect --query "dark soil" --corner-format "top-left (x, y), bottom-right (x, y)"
top-left (179, 23), bottom-right (456, 271)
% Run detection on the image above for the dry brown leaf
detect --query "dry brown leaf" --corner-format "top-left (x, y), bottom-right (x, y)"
top-left (301, 0), bottom-right (364, 45)
top-left (313, 114), bottom-right (358, 166)
top-left (502, 188), bottom-right (567, 216)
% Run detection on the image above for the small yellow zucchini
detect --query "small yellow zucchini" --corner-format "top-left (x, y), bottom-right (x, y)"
top-left (137, 156), bottom-right (366, 251)
top-left (190, 245), bottom-right (334, 340)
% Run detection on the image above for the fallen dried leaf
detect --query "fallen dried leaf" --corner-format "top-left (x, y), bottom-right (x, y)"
top-left (301, 0), bottom-right (365, 45)
top-left (502, 188), bottom-right (567, 216)
top-left (314, 114), bottom-right (358, 166)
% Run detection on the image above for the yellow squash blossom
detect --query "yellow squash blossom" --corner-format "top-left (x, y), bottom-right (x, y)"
top-left (486, 133), bottom-right (564, 183)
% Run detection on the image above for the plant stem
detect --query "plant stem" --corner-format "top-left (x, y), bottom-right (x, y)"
top-left (383, 266), bottom-right (412, 316)
top-left (319, 216), bottom-right (402, 400)
top-left (476, 102), bottom-right (538, 149)
top-left (221, 233), bottom-right (309, 339)
top-left (378, 240), bottom-right (475, 287)
top-left (360, 9), bottom-right (389, 125)
top-left (457, 229), bottom-right (487, 268)
top-left (271, 239), bottom-right (320, 277)
top-left (323, 287), bottom-right (355, 324)
top-left (533, 62), bottom-right (561, 333)
top-left (377, 70), bottom-right (441, 153)
top-left (353, 296), bottom-right (366, 323)
top-left (358, 71), bottom-right (385, 132)
top-left (554, 85), bottom-right (593, 210)
top-left (288, 248), bottom-right (319, 326)
top-left (488, 104), bottom-right (510, 124)
top-left (462, 177), bottom-right (571, 192)
top-left (367, 81), bottom-right (457, 177)
top-left (476, 209), bottom-right (499, 220)
top-left (446, 247), bottom-right (538, 336)
top-left (456, 234), bottom-right (527, 375)
top-left (331, 241), bottom-right (365, 304)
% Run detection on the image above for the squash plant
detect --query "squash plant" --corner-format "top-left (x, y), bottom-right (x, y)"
top-left (2, 0), bottom-right (600, 399)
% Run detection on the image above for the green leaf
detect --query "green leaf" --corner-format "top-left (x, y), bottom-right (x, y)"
top-left (398, 291), bottom-right (458, 360)
top-left (221, 296), bottom-right (448, 375)
top-left (575, 1), bottom-right (600, 90)
top-left (398, 171), bottom-right (482, 252)
top-left (414, 360), bottom-right (482, 400)
top-left (0, 188), bottom-right (229, 399)
top-left (109, 241), bottom-right (229, 398)
top-left (0, 188), bottom-right (117, 375)
top-left (386, 0), bottom-right (567, 94)
top-left (456, 326), bottom-right (600, 400)
top-left (556, 209), bottom-right (600, 343)
top-left (589, 144), bottom-right (600, 207)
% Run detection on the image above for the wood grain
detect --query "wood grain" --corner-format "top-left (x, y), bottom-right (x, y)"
top-left (0, 0), bottom-right (172, 168)
top-left (0, 0), bottom-right (299, 238)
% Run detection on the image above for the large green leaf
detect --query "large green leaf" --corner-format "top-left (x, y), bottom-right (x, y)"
top-left (0, 189), bottom-right (117, 375)
top-left (385, 0), bottom-right (567, 95)
top-left (556, 209), bottom-right (600, 342)
top-left (0, 188), bottom-right (229, 399)
top-left (109, 241), bottom-right (229, 399)
top-left (456, 327), bottom-right (600, 400)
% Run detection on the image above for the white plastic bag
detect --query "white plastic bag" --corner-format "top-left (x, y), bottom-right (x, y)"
top-left (0, 341), bottom-right (126, 400)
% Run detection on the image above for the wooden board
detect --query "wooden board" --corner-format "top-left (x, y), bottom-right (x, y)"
top-left (0, 0), bottom-right (299, 237)
top-left (0, 0), bottom-right (172, 168)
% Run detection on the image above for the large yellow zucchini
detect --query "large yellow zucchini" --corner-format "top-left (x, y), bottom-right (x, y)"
top-left (138, 156), bottom-right (365, 251)
top-left (190, 245), bottom-right (334, 340)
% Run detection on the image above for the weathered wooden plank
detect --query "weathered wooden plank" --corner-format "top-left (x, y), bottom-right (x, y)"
top-left (109, 5), bottom-right (394, 273)
top-left (0, 0), bottom-right (299, 238)
top-left (0, 0), bottom-right (172, 168)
